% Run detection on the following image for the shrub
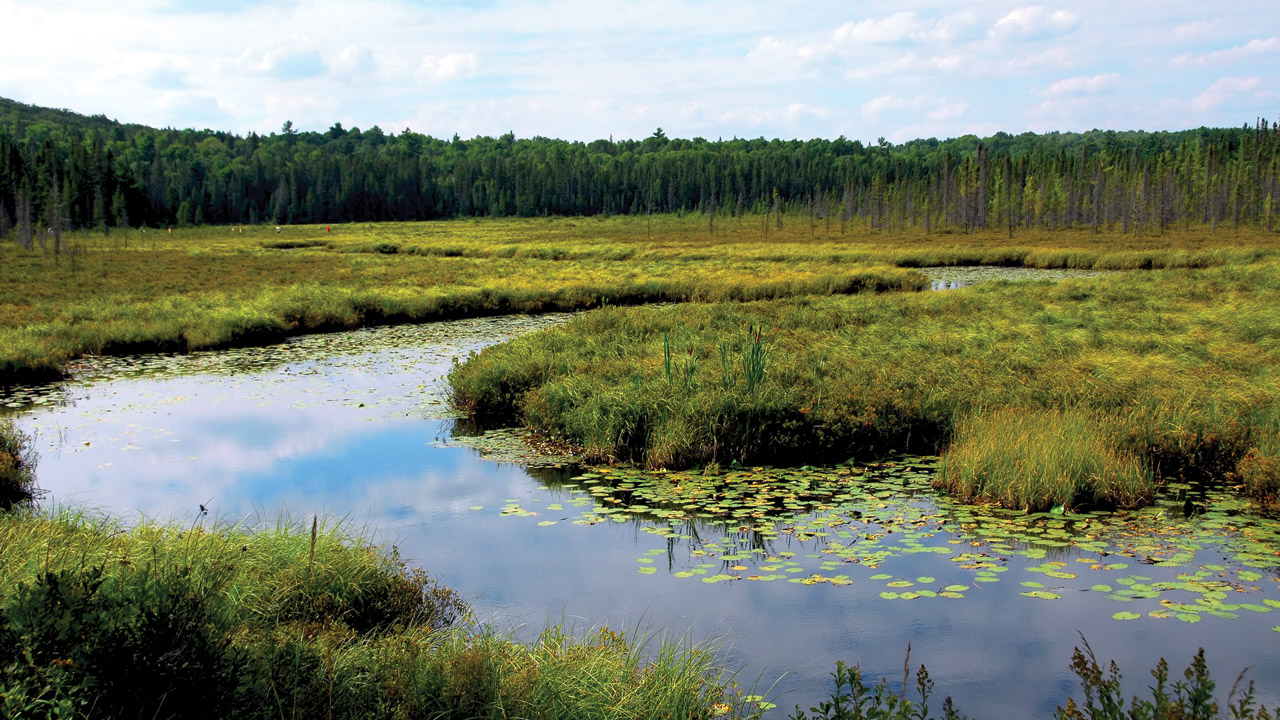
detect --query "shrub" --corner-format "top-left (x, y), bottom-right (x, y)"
top-left (0, 419), bottom-right (37, 510)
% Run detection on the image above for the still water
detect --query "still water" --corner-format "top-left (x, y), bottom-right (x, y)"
top-left (4, 313), bottom-right (1279, 718)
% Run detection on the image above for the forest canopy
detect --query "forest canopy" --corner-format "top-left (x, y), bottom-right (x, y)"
top-left (1, 96), bottom-right (1277, 238)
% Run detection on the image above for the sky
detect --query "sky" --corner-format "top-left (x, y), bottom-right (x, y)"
top-left (1, 1), bottom-right (1278, 144)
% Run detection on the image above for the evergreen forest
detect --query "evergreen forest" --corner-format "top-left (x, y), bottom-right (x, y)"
top-left (1, 96), bottom-right (1277, 240)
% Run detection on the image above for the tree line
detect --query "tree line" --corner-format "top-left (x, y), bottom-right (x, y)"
top-left (1, 96), bottom-right (1277, 244)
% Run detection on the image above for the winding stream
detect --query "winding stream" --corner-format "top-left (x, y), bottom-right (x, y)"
top-left (3, 310), bottom-right (1278, 718)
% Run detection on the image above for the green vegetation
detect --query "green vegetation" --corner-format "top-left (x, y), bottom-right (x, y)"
top-left (0, 419), bottom-right (36, 509)
top-left (937, 408), bottom-right (1154, 511)
top-left (450, 250), bottom-right (1280, 509)
top-left (0, 216), bottom-right (940, 381)
top-left (2, 96), bottom-right (1278, 238)
top-left (0, 509), bottom-right (757, 720)
top-left (794, 643), bottom-right (1274, 720)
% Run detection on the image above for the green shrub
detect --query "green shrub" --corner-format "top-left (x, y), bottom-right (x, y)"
top-left (0, 420), bottom-right (37, 510)
top-left (0, 565), bottom-right (242, 719)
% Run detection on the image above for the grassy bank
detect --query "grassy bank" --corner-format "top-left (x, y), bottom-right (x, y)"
top-left (449, 262), bottom-right (1280, 510)
top-left (6, 216), bottom-right (1278, 381)
top-left (0, 508), bottom-right (758, 720)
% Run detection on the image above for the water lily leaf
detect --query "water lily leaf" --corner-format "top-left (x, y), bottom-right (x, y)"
top-left (1091, 584), bottom-right (1113, 593)
top-left (916, 576), bottom-right (936, 584)
top-left (638, 567), bottom-right (657, 575)
top-left (879, 592), bottom-right (900, 600)
top-left (886, 580), bottom-right (914, 588)
top-left (1021, 591), bottom-right (1062, 600)
top-left (674, 571), bottom-right (695, 579)
top-left (469, 505), bottom-right (484, 511)
top-left (1021, 581), bottom-right (1045, 589)
top-left (939, 591), bottom-right (964, 599)
top-left (537, 520), bottom-right (558, 526)
top-left (1176, 613), bottom-right (1202, 623)
top-left (1112, 611), bottom-right (1141, 620)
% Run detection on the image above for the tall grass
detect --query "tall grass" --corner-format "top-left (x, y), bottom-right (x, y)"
top-left (0, 509), bottom-right (760, 719)
top-left (935, 408), bottom-right (1154, 511)
top-left (450, 263), bottom-right (1280, 506)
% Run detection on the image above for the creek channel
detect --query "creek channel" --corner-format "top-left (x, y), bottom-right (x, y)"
top-left (3, 308), bottom-right (1279, 718)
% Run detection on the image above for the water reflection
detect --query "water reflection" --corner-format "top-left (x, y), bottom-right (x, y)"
top-left (920, 265), bottom-right (1109, 291)
top-left (3, 313), bottom-right (1278, 718)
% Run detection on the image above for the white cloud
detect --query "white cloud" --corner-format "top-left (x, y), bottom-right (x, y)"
top-left (1191, 76), bottom-right (1261, 111)
top-left (834, 12), bottom-right (925, 44)
top-left (1171, 37), bottom-right (1280, 67)
top-left (862, 94), bottom-right (964, 122)
top-left (419, 53), bottom-right (478, 81)
top-left (1043, 73), bottom-right (1121, 96)
top-left (331, 45), bottom-right (378, 78)
top-left (989, 6), bottom-right (1079, 39)
top-left (235, 42), bottom-right (327, 79)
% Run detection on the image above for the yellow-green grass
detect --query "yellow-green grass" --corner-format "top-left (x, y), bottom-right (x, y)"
top-left (0, 508), bottom-right (759, 720)
top-left (935, 408), bottom-right (1154, 511)
top-left (6, 215), bottom-right (1278, 381)
top-left (449, 262), bottom-right (1280, 508)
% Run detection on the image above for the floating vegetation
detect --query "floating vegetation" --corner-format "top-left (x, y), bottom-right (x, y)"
top-left (440, 427), bottom-right (578, 468)
top-left (484, 454), bottom-right (1280, 622)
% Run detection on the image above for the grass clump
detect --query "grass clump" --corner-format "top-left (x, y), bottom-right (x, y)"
top-left (0, 509), bottom-right (756, 720)
top-left (935, 408), bottom-right (1154, 511)
top-left (0, 420), bottom-right (37, 510)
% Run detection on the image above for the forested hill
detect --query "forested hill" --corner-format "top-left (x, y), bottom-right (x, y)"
top-left (1, 95), bottom-right (1277, 239)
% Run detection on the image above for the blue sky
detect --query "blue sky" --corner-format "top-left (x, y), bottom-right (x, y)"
top-left (2, 1), bottom-right (1277, 143)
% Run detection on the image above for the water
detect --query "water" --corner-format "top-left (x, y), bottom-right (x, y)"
top-left (919, 265), bottom-right (1110, 291)
top-left (4, 314), bottom-right (1279, 718)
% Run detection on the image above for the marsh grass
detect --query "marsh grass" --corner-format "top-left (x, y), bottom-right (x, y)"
top-left (7, 215), bottom-right (1278, 381)
top-left (450, 262), bottom-right (1280, 506)
top-left (935, 408), bottom-right (1154, 511)
top-left (0, 509), bottom-right (758, 720)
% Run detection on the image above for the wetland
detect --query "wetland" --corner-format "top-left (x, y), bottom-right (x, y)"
top-left (5, 298), bottom-right (1278, 717)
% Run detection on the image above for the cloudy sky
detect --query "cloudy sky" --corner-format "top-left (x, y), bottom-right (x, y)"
top-left (2, 1), bottom-right (1277, 143)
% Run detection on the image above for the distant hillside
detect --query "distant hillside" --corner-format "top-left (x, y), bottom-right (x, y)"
top-left (0, 95), bottom-right (1276, 237)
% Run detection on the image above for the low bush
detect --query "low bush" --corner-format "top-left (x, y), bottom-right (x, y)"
top-left (0, 420), bottom-right (37, 510)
